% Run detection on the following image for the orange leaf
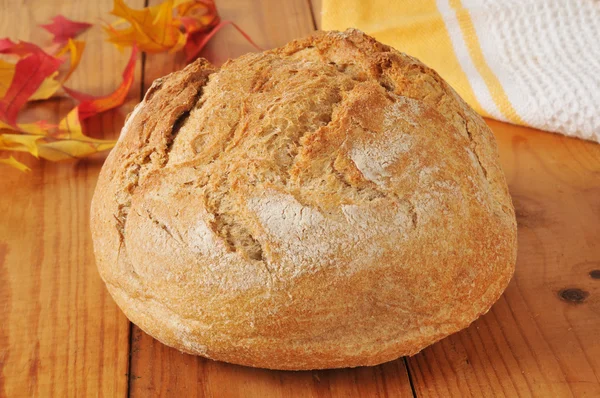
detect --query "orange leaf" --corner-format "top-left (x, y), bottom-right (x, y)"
top-left (40, 15), bottom-right (92, 44)
top-left (0, 40), bottom-right (62, 126)
top-left (0, 155), bottom-right (30, 171)
top-left (63, 45), bottom-right (137, 120)
top-left (177, 0), bottom-right (220, 35)
top-left (105, 0), bottom-right (185, 53)
top-left (0, 59), bottom-right (14, 97)
top-left (103, 0), bottom-right (232, 55)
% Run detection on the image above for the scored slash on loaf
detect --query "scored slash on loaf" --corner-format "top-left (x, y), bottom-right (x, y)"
top-left (91, 29), bottom-right (517, 370)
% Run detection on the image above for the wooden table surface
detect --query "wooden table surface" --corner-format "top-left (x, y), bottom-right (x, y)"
top-left (1, 0), bottom-right (599, 396)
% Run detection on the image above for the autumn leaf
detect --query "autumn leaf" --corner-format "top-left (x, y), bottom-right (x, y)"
top-left (0, 41), bottom-right (62, 126)
top-left (55, 39), bottom-right (86, 83)
top-left (102, 0), bottom-right (259, 57)
top-left (63, 45), bottom-right (137, 120)
top-left (0, 37), bottom-right (87, 105)
top-left (34, 108), bottom-right (115, 161)
top-left (0, 61), bottom-right (62, 101)
top-left (0, 39), bottom-right (42, 57)
top-left (2, 2), bottom-right (260, 172)
top-left (105, 0), bottom-right (187, 53)
top-left (0, 132), bottom-right (43, 157)
top-left (0, 156), bottom-right (30, 171)
top-left (0, 59), bottom-right (14, 97)
top-left (177, 0), bottom-right (220, 35)
top-left (40, 15), bottom-right (92, 44)
top-left (0, 107), bottom-right (116, 164)
top-left (0, 120), bottom-right (55, 136)
top-left (0, 23), bottom-right (133, 170)
top-left (29, 72), bottom-right (62, 101)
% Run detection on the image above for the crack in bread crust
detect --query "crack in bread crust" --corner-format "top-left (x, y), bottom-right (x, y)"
top-left (111, 60), bottom-right (216, 243)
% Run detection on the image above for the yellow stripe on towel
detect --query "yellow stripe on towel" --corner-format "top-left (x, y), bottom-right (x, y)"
top-left (448, 0), bottom-right (524, 124)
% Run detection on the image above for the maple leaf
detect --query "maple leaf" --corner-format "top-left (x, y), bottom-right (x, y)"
top-left (0, 41), bottom-right (62, 126)
top-left (105, 0), bottom-right (187, 53)
top-left (102, 0), bottom-right (259, 58)
top-left (40, 15), bottom-right (92, 44)
top-left (0, 30), bottom-right (134, 170)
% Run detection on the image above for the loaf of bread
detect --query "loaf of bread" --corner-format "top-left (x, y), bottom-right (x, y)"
top-left (91, 29), bottom-right (517, 370)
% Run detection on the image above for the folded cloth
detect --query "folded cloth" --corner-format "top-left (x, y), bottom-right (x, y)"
top-left (322, 0), bottom-right (600, 142)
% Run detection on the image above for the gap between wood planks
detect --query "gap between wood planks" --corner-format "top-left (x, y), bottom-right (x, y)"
top-left (126, 5), bottom-right (149, 398)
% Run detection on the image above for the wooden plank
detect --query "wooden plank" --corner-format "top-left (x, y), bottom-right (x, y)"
top-left (406, 120), bottom-right (600, 397)
top-left (310, 0), bottom-right (322, 29)
top-left (130, 328), bottom-right (414, 397)
top-left (129, 1), bottom-right (414, 397)
top-left (0, 0), bottom-right (143, 396)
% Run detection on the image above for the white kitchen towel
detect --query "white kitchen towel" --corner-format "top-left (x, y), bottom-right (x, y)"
top-left (322, 0), bottom-right (600, 142)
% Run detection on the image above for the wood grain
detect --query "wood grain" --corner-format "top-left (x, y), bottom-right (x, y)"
top-left (406, 121), bottom-right (600, 397)
top-left (310, 0), bottom-right (322, 29)
top-left (0, 0), bottom-right (143, 396)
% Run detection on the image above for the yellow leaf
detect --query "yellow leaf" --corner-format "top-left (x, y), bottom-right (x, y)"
top-left (170, 31), bottom-right (188, 54)
top-left (0, 119), bottom-right (53, 136)
top-left (173, 0), bottom-right (192, 7)
top-left (29, 71), bottom-right (61, 100)
top-left (56, 107), bottom-right (116, 147)
top-left (55, 39), bottom-right (86, 83)
top-left (57, 106), bottom-right (84, 137)
top-left (0, 133), bottom-right (42, 157)
top-left (0, 155), bottom-right (30, 171)
top-left (36, 139), bottom-right (115, 161)
top-left (0, 120), bottom-right (14, 131)
top-left (0, 59), bottom-right (16, 98)
top-left (0, 106), bottom-right (115, 163)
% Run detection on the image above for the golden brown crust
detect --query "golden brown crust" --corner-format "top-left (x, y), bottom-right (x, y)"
top-left (91, 29), bottom-right (517, 370)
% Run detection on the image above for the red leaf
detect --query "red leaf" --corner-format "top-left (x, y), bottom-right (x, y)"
top-left (40, 15), bottom-right (92, 44)
top-left (184, 20), bottom-right (262, 62)
top-left (0, 38), bottom-right (16, 52)
top-left (0, 43), bottom-right (62, 125)
top-left (0, 38), bottom-right (45, 58)
top-left (63, 46), bottom-right (138, 120)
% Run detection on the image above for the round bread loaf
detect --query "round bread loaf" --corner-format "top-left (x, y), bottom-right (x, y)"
top-left (91, 29), bottom-right (517, 370)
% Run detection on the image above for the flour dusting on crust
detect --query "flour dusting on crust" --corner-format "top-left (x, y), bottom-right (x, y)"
top-left (349, 97), bottom-right (424, 186)
top-left (247, 191), bottom-right (413, 276)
